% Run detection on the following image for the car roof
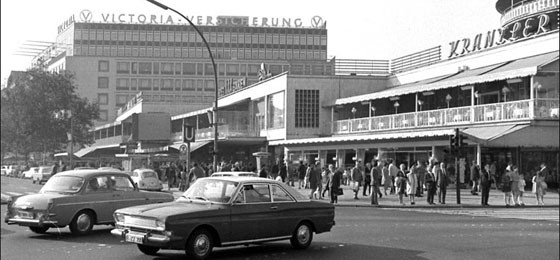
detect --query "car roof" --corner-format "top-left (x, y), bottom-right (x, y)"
top-left (208, 176), bottom-right (276, 183)
top-left (55, 169), bottom-right (130, 178)
top-left (134, 168), bottom-right (156, 172)
top-left (211, 171), bottom-right (257, 176)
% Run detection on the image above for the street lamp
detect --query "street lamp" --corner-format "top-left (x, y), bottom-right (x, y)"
top-left (417, 99), bottom-right (424, 111)
top-left (445, 94), bottom-right (452, 108)
top-left (502, 86), bottom-right (510, 102)
top-left (351, 107), bottom-right (357, 119)
top-left (147, 0), bottom-right (219, 172)
top-left (393, 101), bottom-right (400, 114)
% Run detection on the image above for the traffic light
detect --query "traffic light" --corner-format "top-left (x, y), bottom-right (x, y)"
top-left (458, 134), bottom-right (468, 147)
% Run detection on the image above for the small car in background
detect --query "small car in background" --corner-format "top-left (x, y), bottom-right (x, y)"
top-left (22, 167), bottom-right (39, 179)
top-left (32, 166), bottom-right (54, 184)
top-left (112, 177), bottom-right (335, 259)
top-left (5, 169), bottom-right (174, 235)
top-left (130, 169), bottom-right (163, 191)
top-left (210, 171), bottom-right (258, 177)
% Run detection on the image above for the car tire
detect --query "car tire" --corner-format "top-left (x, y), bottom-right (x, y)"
top-left (185, 228), bottom-right (214, 260)
top-left (69, 210), bottom-right (95, 235)
top-left (137, 244), bottom-right (160, 256)
top-left (290, 221), bottom-right (313, 249)
top-left (29, 226), bottom-right (49, 234)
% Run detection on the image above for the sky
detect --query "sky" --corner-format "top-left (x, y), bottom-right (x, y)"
top-left (0, 0), bottom-right (502, 85)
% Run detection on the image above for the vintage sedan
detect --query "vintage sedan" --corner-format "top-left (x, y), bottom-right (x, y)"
top-left (5, 169), bottom-right (174, 235)
top-left (112, 177), bottom-right (335, 259)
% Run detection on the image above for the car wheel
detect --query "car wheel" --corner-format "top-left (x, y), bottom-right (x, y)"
top-left (29, 226), bottom-right (49, 234)
top-left (69, 210), bottom-right (94, 235)
top-left (185, 228), bottom-right (214, 260)
top-left (137, 244), bottom-right (160, 255)
top-left (290, 221), bottom-right (313, 249)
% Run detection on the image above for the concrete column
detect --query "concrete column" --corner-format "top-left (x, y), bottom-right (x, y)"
top-left (476, 144), bottom-right (482, 166)
top-left (319, 150), bottom-right (327, 169)
top-left (336, 149), bottom-right (345, 169)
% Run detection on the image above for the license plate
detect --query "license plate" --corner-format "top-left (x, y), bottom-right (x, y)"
top-left (125, 233), bottom-right (144, 244)
top-left (18, 211), bottom-right (33, 219)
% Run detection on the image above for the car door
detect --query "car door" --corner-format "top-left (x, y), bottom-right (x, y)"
top-left (111, 175), bottom-right (150, 207)
top-left (81, 175), bottom-right (118, 223)
top-left (229, 183), bottom-right (274, 242)
top-left (269, 184), bottom-right (298, 237)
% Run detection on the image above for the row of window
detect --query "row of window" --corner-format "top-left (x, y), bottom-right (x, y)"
top-left (75, 23), bottom-right (327, 35)
top-left (76, 45), bottom-right (327, 60)
top-left (74, 29), bottom-right (327, 46)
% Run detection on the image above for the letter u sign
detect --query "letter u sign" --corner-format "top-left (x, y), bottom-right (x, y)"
top-left (183, 124), bottom-right (196, 143)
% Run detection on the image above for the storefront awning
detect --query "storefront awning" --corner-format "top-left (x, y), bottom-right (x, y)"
top-left (462, 124), bottom-right (559, 148)
top-left (168, 141), bottom-right (211, 153)
top-left (335, 51), bottom-right (559, 106)
top-left (269, 129), bottom-right (455, 146)
top-left (75, 144), bottom-right (120, 158)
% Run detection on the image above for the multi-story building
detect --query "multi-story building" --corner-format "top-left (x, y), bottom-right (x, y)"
top-left (35, 11), bottom-right (332, 125)
top-left (75, 0), bottom-right (559, 185)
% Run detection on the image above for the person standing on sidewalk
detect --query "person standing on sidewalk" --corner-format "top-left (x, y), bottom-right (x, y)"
top-left (501, 166), bottom-right (514, 207)
top-left (307, 163), bottom-right (320, 199)
top-left (297, 161), bottom-right (306, 189)
top-left (321, 164), bottom-right (332, 199)
top-left (510, 165), bottom-right (521, 206)
top-left (470, 160), bottom-right (480, 195)
top-left (425, 164), bottom-right (436, 205)
top-left (406, 165), bottom-right (417, 205)
top-left (533, 164), bottom-right (548, 205)
top-left (395, 167), bottom-right (407, 205)
top-left (381, 161), bottom-right (391, 196)
top-left (480, 163), bottom-right (493, 206)
top-left (436, 161), bottom-right (450, 204)
top-left (517, 173), bottom-right (526, 206)
top-left (351, 161), bottom-right (363, 200)
top-left (370, 160), bottom-right (382, 205)
top-left (414, 161), bottom-right (426, 197)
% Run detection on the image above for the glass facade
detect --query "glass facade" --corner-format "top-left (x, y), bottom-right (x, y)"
top-left (295, 89), bottom-right (320, 128)
top-left (267, 91), bottom-right (285, 129)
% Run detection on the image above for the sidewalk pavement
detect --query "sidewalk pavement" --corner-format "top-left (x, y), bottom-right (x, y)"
top-left (163, 183), bottom-right (559, 209)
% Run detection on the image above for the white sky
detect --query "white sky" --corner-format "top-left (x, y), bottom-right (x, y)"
top-left (0, 0), bottom-right (502, 84)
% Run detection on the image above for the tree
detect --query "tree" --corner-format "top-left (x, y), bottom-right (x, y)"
top-left (1, 68), bottom-right (99, 161)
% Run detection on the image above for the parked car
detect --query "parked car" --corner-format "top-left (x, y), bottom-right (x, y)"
top-left (31, 166), bottom-right (54, 184)
top-left (130, 169), bottom-right (163, 191)
top-left (112, 177), bottom-right (335, 259)
top-left (1, 165), bottom-right (8, 176)
top-left (210, 171), bottom-right (258, 177)
top-left (4, 169), bottom-right (175, 235)
top-left (22, 167), bottom-right (39, 179)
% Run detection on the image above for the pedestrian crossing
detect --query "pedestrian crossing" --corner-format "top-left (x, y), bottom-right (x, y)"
top-left (391, 207), bottom-right (559, 222)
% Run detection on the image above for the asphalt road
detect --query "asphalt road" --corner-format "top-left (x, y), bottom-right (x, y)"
top-left (1, 176), bottom-right (559, 260)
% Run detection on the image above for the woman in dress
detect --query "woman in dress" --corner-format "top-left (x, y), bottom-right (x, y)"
top-left (380, 161), bottom-right (391, 196)
top-left (406, 167), bottom-right (417, 205)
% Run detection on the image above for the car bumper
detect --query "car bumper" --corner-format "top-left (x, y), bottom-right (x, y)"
top-left (5, 218), bottom-right (58, 227)
top-left (111, 228), bottom-right (179, 247)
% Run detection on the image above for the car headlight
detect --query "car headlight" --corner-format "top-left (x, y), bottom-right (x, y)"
top-left (114, 213), bottom-right (124, 223)
top-left (155, 219), bottom-right (165, 230)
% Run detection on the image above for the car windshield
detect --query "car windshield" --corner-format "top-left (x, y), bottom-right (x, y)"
top-left (179, 178), bottom-right (239, 204)
top-left (141, 171), bottom-right (157, 179)
top-left (40, 175), bottom-right (85, 194)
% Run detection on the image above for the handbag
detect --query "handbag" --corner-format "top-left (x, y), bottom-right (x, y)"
top-left (335, 187), bottom-right (344, 195)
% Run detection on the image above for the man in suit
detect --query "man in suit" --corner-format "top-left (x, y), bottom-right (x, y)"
top-left (425, 164), bottom-right (437, 205)
top-left (436, 161), bottom-right (450, 204)
top-left (480, 164), bottom-right (493, 206)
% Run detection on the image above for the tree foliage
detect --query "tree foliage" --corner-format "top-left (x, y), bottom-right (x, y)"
top-left (1, 68), bottom-right (99, 158)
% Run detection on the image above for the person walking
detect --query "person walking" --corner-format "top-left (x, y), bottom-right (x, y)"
top-left (307, 163), bottom-right (320, 199)
top-left (370, 161), bottom-right (382, 205)
top-left (166, 163), bottom-right (176, 191)
top-left (501, 166), bottom-right (514, 207)
top-left (395, 167), bottom-right (407, 205)
top-left (321, 164), bottom-right (332, 199)
top-left (330, 167), bottom-right (343, 204)
top-left (380, 161), bottom-right (391, 196)
top-left (470, 160), bottom-right (480, 195)
top-left (406, 165), bottom-right (417, 205)
top-left (363, 162), bottom-right (372, 196)
top-left (297, 161), bottom-right (306, 189)
top-left (425, 163), bottom-right (437, 205)
top-left (436, 161), bottom-right (450, 204)
top-left (480, 163), bottom-right (493, 206)
top-left (279, 160), bottom-right (288, 183)
top-left (351, 161), bottom-right (363, 200)
top-left (510, 165), bottom-right (521, 206)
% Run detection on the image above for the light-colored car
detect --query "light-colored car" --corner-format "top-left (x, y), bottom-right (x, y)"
top-left (210, 171), bottom-right (258, 177)
top-left (130, 169), bottom-right (163, 191)
top-left (112, 177), bottom-right (335, 259)
top-left (32, 166), bottom-right (54, 184)
top-left (5, 169), bottom-right (175, 235)
top-left (22, 167), bottom-right (39, 179)
top-left (1, 165), bottom-right (9, 176)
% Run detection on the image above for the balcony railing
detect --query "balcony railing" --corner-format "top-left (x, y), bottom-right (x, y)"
top-left (333, 99), bottom-right (559, 134)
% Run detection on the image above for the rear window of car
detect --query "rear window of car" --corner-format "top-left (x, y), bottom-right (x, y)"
top-left (40, 176), bottom-right (84, 194)
top-left (141, 171), bottom-right (157, 179)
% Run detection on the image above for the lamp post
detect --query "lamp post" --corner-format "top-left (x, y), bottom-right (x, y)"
top-left (502, 86), bottom-right (510, 102)
top-left (417, 99), bottom-right (424, 111)
top-left (445, 94), bottom-right (452, 108)
top-left (147, 0), bottom-right (219, 172)
top-left (393, 101), bottom-right (400, 114)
